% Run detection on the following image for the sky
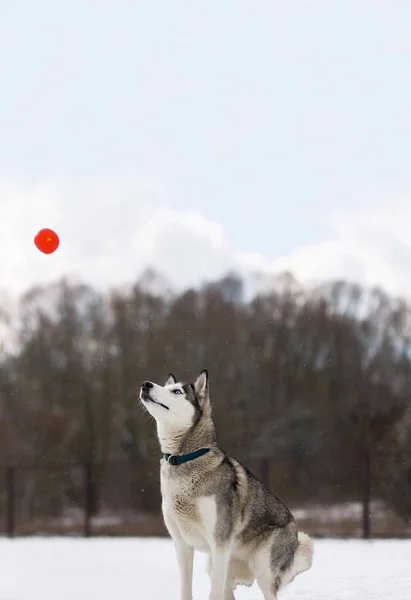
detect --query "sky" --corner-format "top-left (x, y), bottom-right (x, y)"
top-left (1, 0), bottom-right (411, 300)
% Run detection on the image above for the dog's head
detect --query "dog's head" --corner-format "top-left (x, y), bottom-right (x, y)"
top-left (139, 369), bottom-right (209, 428)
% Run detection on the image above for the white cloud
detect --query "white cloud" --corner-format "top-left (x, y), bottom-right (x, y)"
top-left (0, 177), bottom-right (248, 296)
top-left (267, 199), bottom-right (411, 298)
top-left (1, 177), bottom-right (411, 302)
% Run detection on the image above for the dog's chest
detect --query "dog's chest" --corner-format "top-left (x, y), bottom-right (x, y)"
top-left (161, 470), bottom-right (200, 519)
top-left (161, 469), bottom-right (216, 549)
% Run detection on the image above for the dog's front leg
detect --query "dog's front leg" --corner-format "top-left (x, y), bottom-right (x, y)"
top-left (163, 506), bottom-right (194, 600)
top-left (174, 539), bottom-right (194, 600)
top-left (209, 546), bottom-right (231, 600)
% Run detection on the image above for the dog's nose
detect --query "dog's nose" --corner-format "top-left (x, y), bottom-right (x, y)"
top-left (142, 381), bottom-right (153, 390)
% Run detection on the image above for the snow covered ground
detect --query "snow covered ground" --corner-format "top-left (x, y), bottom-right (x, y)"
top-left (0, 537), bottom-right (410, 599)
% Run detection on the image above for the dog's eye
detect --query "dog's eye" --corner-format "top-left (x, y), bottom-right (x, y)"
top-left (173, 389), bottom-right (182, 395)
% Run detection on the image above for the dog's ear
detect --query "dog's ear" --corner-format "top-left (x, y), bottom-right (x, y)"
top-left (165, 373), bottom-right (177, 386)
top-left (194, 369), bottom-right (209, 403)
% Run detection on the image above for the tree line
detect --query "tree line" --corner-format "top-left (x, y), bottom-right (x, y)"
top-left (0, 270), bottom-right (410, 522)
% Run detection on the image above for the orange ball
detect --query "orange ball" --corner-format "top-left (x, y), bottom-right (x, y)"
top-left (34, 228), bottom-right (60, 254)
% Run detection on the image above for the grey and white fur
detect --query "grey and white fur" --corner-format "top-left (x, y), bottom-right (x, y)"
top-left (139, 369), bottom-right (313, 600)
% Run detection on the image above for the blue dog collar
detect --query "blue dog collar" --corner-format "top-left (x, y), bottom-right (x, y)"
top-left (163, 447), bottom-right (210, 466)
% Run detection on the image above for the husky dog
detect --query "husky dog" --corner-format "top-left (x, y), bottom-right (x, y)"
top-left (139, 370), bottom-right (313, 600)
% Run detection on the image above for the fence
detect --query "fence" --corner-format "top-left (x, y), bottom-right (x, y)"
top-left (1, 453), bottom-right (410, 539)
top-left (2, 462), bottom-right (93, 538)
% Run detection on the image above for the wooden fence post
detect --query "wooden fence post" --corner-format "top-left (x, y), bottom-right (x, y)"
top-left (6, 466), bottom-right (16, 538)
top-left (362, 449), bottom-right (371, 539)
top-left (260, 458), bottom-right (270, 489)
top-left (84, 461), bottom-right (93, 537)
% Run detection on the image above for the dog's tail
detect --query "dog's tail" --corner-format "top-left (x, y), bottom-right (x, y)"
top-left (280, 531), bottom-right (313, 588)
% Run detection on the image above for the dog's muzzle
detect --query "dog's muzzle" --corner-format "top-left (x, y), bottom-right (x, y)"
top-left (140, 382), bottom-right (169, 410)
